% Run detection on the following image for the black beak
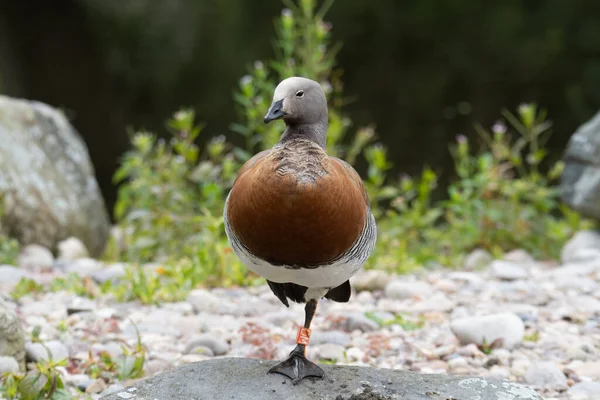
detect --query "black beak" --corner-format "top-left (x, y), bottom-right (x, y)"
top-left (264, 99), bottom-right (285, 123)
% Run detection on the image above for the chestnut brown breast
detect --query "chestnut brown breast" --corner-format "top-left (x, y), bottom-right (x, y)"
top-left (226, 139), bottom-right (368, 267)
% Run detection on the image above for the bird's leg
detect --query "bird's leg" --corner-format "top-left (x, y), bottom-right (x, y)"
top-left (268, 299), bottom-right (324, 384)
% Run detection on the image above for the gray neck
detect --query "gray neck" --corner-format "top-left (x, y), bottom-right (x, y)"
top-left (279, 121), bottom-right (328, 149)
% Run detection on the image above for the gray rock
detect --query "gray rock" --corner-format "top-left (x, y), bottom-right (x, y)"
top-left (568, 382), bottom-right (600, 400)
top-left (90, 263), bottom-right (127, 284)
top-left (187, 289), bottom-right (233, 314)
top-left (561, 230), bottom-right (600, 263)
top-left (0, 297), bottom-right (25, 370)
top-left (350, 269), bottom-right (391, 292)
top-left (18, 244), bottom-right (54, 270)
top-left (503, 249), bottom-right (535, 265)
top-left (186, 346), bottom-right (214, 357)
top-left (310, 330), bottom-right (351, 347)
top-left (0, 356), bottom-right (19, 374)
top-left (343, 313), bottom-right (379, 332)
top-left (450, 312), bottom-right (525, 349)
top-left (0, 265), bottom-right (31, 284)
top-left (384, 280), bottom-right (432, 299)
top-left (313, 343), bottom-right (346, 362)
top-left (560, 110), bottom-right (600, 221)
top-left (463, 248), bottom-right (493, 270)
top-left (99, 358), bottom-right (543, 400)
top-left (184, 334), bottom-right (229, 356)
top-left (523, 362), bottom-right (568, 390)
top-left (26, 340), bottom-right (69, 362)
top-left (491, 260), bottom-right (529, 280)
top-left (572, 361), bottom-right (600, 380)
top-left (63, 258), bottom-right (104, 276)
top-left (0, 95), bottom-right (110, 257)
top-left (57, 237), bottom-right (89, 261)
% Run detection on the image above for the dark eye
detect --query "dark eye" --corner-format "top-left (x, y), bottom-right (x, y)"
top-left (296, 90), bottom-right (304, 97)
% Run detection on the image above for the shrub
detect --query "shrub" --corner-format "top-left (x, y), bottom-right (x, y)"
top-left (109, 0), bottom-right (392, 298)
top-left (108, 0), bottom-right (592, 299)
top-left (372, 103), bottom-right (593, 270)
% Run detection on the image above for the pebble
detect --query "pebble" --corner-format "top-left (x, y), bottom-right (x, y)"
top-left (185, 346), bottom-right (214, 357)
top-left (1, 236), bottom-right (599, 400)
top-left (350, 269), bottom-right (391, 292)
top-left (313, 343), bottom-right (346, 362)
top-left (384, 280), bottom-right (432, 299)
top-left (26, 341), bottom-right (69, 362)
top-left (18, 244), bottom-right (54, 270)
top-left (450, 312), bottom-right (525, 349)
top-left (0, 356), bottom-right (19, 374)
top-left (491, 260), bottom-right (529, 280)
top-left (463, 248), bottom-right (493, 270)
top-left (524, 362), bottom-right (569, 390)
top-left (91, 263), bottom-right (127, 284)
top-left (568, 382), bottom-right (600, 400)
top-left (561, 230), bottom-right (600, 264)
top-left (57, 237), bottom-right (89, 261)
top-left (310, 330), bottom-right (352, 346)
top-left (571, 362), bottom-right (600, 380)
top-left (503, 249), bottom-right (535, 265)
top-left (343, 312), bottom-right (379, 332)
top-left (184, 334), bottom-right (229, 356)
top-left (0, 265), bottom-right (31, 285)
top-left (85, 378), bottom-right (107, 394)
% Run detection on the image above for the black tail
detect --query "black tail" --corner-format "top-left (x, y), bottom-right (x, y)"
top-left (324, 280), bottom-right (351, 303)
top-left (267, 280), bottom-right (351, 306)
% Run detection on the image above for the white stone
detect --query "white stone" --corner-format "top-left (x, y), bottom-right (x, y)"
top-left (350, 269), bottom-right (391, 292)
top-left (0, 356), bottom-right (19, 374)
top-left (18, 244), bottom-right (54, 270)
top-left (568, 382), bottom-right (600, 400)
top-left (491, 260), bottom-right (529, 280)
top-left (26, 340), bottom-right (69, 362)
top-left (384, 280), bottom-right (432, 299)
top-left (523, 362), bottom-right (568, 390)
top-left (561, 230), bottom-right (600, 264)
top-left (463, 248), bottom-right (493, 270)
top-left (450, 312), bottom-right (524, 349)
top-left (571, 361), bottom-right (600, 380)
top-left (57, 237), bottom-right (89, 261)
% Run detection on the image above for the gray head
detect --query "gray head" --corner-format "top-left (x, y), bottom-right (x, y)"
top-left (264, 77), bottom-right (328, 147)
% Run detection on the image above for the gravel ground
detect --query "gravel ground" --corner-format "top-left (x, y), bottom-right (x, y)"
top-left (1, 231), bottom-right (600, 399)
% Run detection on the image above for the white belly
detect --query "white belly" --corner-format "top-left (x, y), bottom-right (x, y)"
top-left (233, 243), bottom-right (364, 288)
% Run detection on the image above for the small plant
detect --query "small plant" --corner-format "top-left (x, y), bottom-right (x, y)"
top-left (0, 194), bottom-right (20, 266)
top-left (364, 312), bottom-right (424, 331)
top-left (11, 278), bottom-right (45, 300)
top-left (1, 329), bottom-right (72, 400)
top-left (82, 322), bottom-right (145, 382)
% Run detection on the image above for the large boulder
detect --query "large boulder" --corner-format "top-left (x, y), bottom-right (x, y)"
top-left (560, 110), bottom-right (600, 221)
top-left (100, 357), bottom-right (543, 400)
top-left (0, 95), bottom-right (110, 257)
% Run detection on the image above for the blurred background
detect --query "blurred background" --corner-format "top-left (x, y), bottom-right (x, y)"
top-left (2, 0), bottom-right (600, 213)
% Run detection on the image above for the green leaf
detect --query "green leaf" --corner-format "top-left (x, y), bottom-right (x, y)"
top-left (18, 371), bottom-right (48, 400)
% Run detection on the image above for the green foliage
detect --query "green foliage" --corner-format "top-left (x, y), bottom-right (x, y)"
top-left (0, 322), bottom-right (145, 399)
top-left (364, 312), bottom-right (424, 331)
top-left (82, 321), bottom-right (145, 382)
top-left (1, 329), bottom-right (72, 400)
top-left (0, 195), bottom-right (20, 265)
top-left (105, 0), bottom-right (592, 302)
top-left (373, 103), bottom-right (593, 270)
top-left (111, 109), bottom-right (249, 294)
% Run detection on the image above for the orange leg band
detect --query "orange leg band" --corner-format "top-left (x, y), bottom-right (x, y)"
top-left (296, 327), bottom-right (311, 346)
